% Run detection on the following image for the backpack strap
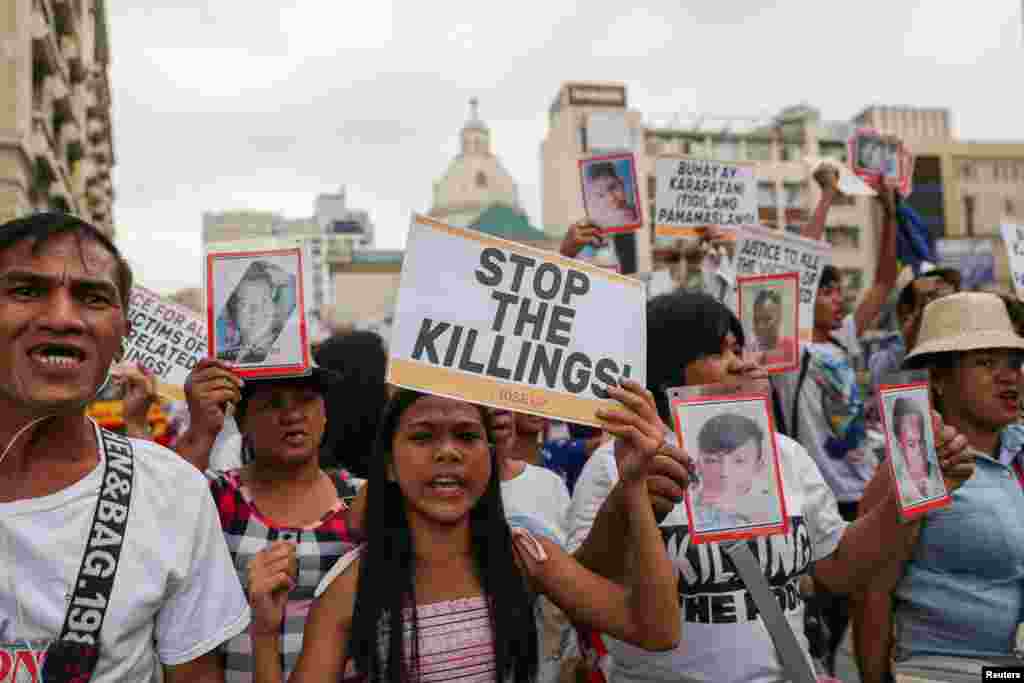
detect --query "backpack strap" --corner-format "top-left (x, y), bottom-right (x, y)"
top-left (789, 350), bottom-right (813, 443)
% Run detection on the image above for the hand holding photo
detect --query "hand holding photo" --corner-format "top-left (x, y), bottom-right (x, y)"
top-left (736, 273), bottom-right (800, 374)
top-left (579, 153), bottom-right (643, 234)
top-left (668, 384), bottom-right (788, 544)
top-left (878, 378), bottom-right (950, 520)
top-left (206, 247), bottom-right (310, 378)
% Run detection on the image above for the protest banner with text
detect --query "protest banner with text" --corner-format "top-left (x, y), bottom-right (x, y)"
top-left (388, 215), bottom-right (647, 426)
top-left (732, 225), bottom-right (831, 344)
top-left (655, 157), bottom-right (758, 238)
top-left (124, 286), bottom-right (207, 400)
top-left (1001, 223), bottom-right (1024, 300)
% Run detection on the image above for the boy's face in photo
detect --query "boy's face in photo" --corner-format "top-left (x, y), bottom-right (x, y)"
top-left (592, 173), bottom-right (628, 210)
top-left (753, 296), bottom-right (782, 348)
top-left (234, 277), bottom-right (275, 342)
top-left (700, 439), bottom-right (761, 504)
top-left (896, 413), bottom-right (928, 482)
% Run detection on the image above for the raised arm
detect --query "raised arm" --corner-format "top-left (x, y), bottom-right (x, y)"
top-left (519, 381), bottom-right (684, 651)
top-left (812, 413), bottom-right (970, 595)
top-left (174, 358), bottom-right (243, 471)
top-left (853, 185), bottom-right (900, 336)
top-left (559, 219), bottom-right (606, 258)
top-left (802, 165), bottom-right (840, 242)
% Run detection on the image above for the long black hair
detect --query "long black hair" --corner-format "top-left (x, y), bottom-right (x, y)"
top-left (647, 291), bottom-right (745, 424)
top-left (348, 390), bottom-right (539, 682)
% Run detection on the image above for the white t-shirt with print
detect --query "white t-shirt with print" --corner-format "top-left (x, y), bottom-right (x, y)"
top-left (567, 434), bottom-right (848, 683)
top-left (0, 426), bottom-right (251, 682)
top-left (772, 314), bottom-right (879, 503)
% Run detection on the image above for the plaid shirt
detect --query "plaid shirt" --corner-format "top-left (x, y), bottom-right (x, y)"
top-left (207, 468), bottom-right (361, 682)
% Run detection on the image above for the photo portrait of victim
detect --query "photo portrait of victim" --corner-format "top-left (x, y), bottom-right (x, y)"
top-left (216, 260), bottom-right (296, 364)
top-left (888, 395), bottom-right (945, 504)
top-left (857, 135), bottom-right (883, 174)
top-left (751, 288), bottom-right (796, 366)
top-left (691, 411), bottom-right (782, 531)
top-left (583, 159), bottom-right (640, 230)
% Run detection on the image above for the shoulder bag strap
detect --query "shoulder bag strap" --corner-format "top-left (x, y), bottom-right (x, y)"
top-left (57, 429), bottom-right (136, 648)
top-left (725, 542), bottom-right (817, 683)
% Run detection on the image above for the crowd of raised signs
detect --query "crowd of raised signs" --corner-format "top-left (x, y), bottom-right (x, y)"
top-left (0, 159), bottom-right (1022, 683)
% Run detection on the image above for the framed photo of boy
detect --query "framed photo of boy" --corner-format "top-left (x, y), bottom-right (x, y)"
top-left (205, 247), bottom-right (311, 378)
top-left (668, 389), bottom-right (789, 544)
top-left (737, 272), bottom-right (800, 375)
top-left (578, 153), bottom-right (643, 234)
top-left (877, 381), bottom-right (950, 520)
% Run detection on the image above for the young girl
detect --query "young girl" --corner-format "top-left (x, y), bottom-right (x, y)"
top-left (250, 381), bottom-right (683, 682)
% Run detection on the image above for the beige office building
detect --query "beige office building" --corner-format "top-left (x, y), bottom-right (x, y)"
top-left (0, 0), bottom-right (116, 234)
top-left (542, 83), bottom-right (1024, 301)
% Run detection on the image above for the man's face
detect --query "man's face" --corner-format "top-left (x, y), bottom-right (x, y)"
top-left (896, 414), bottom-right (927, 481)
top-left (234, 278), bottom-right (275, 342)
top-left (902, 276), bottom-right (957, 349)
top-left (700, 440), bottom-right (761, 504)
top-left (753, 299), bottom-right (782, 348)
top-left (594, 176), bottom-right (628, 210)
top-left (814, 283), bottom-right (845, 331)
top-left (0, 232), bottom-right (126, 416)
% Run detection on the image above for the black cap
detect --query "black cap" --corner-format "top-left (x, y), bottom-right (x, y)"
top-left (236, 364), bottom-right (339, 420)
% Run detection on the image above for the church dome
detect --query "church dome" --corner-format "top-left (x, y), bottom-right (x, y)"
top-left (429, 99), bottom-right (523, 226)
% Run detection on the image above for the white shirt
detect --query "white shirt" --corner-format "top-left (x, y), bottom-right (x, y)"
top-left (0, 427), bottom-right (251, 682)
top-left (567, 434), bottom-right (848, 683)
top-left (501, 463), bottom-right (571, 546)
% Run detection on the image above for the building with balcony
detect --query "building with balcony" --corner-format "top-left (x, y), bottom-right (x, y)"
top-left (541, 83), bottom-right (1024, 303)
top-left (0, 0), bottom-right (116, 234)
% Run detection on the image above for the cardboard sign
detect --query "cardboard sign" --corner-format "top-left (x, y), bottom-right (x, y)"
top-left (877, 379), bottom-right (950, 520)
top-left (388, 215), bottom-right (646, 426)
top-left (579, 153), bottom-right (644, 234)
top-left (1001, 223), bottom-right (1024, 300)
top-left (655, 157), bottom-right (758, 238)
top-left (205, 247), bottom-right (311, 379)
top-left (667, 383), bottom-right (788, 544)
top-left (732, 225), bottom-right (831, 344)
top-left (123, 286), bottom-right (207, 400)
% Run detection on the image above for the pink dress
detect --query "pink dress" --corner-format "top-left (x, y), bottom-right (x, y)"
top-left (316, 529), bottom-right (547, 682)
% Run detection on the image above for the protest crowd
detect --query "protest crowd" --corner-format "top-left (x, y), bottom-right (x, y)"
top-left (0, 153), bottom-right (1022, 683)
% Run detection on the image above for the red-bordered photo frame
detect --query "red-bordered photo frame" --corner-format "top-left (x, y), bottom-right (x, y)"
top-left (670, 391), bottom-right (789, 544)
top-left (736, 272), bottom-right (801, 375)
top-left (877, 381), bottom-right (951, 520)
top-left (578, 152), bottom-right (644, 234)
top-left (205, 247), bottom-right (311, 379)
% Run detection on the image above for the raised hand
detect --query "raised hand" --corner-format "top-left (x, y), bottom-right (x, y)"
top-left (248, 541), bottom-right (298, 637)
top-left (931, 410), bottom-right (973, 493)
top-left (184, 358), bottom-right (244, 439)
top-left (560, 220), bottom-right (606, 258)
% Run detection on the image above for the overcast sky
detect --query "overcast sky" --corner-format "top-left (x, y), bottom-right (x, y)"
top-left (108, 1), bottom-right (1023, 294)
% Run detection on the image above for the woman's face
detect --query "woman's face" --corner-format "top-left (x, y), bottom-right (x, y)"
top-left (391, 395), bottom-right (492, 526)
top-left (937, 349), bottom-right (1023, 434)
top-left (684, 332), bottom-right (741, 387)
top-left (242, 382), bottom-right (327, 467)
top-left (700, 440), bottom-right (761, 505)
top-left (234, 278), bottom-right (275, 343)
top-left (896, 414), bottom-right (927, 482)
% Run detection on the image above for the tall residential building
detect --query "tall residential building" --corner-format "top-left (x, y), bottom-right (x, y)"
top-left (202, 186), bottom-right (375, 330)
top-left (541, 83), bottom-right (1024, 301)
top-left (0, 0), bottom-right (116, 234)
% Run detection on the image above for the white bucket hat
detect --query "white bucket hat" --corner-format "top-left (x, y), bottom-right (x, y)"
top-left (904, 291), bottom-right (1024, 368)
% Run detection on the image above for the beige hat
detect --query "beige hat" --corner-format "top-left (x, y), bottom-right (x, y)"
top-left (904, 291), bottom-right (1024, 368)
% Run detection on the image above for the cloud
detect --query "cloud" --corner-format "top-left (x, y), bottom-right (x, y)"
top-left (109, 1), bottom-right (1023, 295)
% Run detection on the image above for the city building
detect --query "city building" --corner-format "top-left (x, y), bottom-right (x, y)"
top-left (202, 186), bottom-right (375, 334)
top-left (541, 83), bottom-right (1024, 304)
top-left (0, 0), bottom-right (116, 234)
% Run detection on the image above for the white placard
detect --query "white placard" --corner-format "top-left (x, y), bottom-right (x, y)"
top-left (123, 286), bottom-right (207, 400)
top-left (1001, 223), bottom-right (1024, 300)
top-left (655, 157), bottom-right (758, 238)
top-left (388, 215), bottom-right (647, 426)
top-left (731, 225), bottom-right (831, 344)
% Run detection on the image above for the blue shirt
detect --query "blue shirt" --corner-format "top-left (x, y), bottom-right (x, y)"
top-left (540, 439), bottom-right (590, 493)
top-left (893, 425), bottom-right (1024, 660)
